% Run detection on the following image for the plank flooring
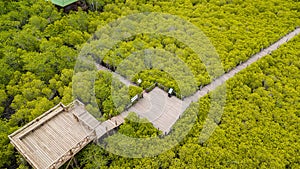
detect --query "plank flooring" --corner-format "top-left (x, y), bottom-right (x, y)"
top-left (9, 101), bottom-right (98, 169)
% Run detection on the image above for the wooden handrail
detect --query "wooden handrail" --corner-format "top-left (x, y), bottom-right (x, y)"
top-left (46, 131), bottom-right (96, 169)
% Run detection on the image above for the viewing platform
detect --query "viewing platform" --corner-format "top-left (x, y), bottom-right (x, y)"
top-left (9, 100), bottom-right (125, 169)
top-left (9, 100), bottom-right (99, 169)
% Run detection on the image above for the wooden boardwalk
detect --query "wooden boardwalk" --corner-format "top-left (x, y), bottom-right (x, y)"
top-left (184, 27), bottom-right (300, 104)
top-left (9, 28), bottom-right (300, 169)
top-left (95, 28), bottom-right (300, 134)
top-left (94, 116), bottom-right (124, 140)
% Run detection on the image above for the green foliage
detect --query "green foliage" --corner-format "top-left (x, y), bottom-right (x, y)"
top-left (128, 85), bottom-right (143, 98)
top-left (84, 0), bottom-right (300, 95)
top-left (0, 0), bottom-right (299, 168)
top-left (0, 120), bottom-right (17, 168)
top-left (0, 90), bottom-right (6, 116)
top-left (76, 144), bottom-right (109, 169)
top-left (119, 112), bottom-right (161, 138)
top-left (0, 69), bottom-right (71, 167)
top-left (94, 71), bottom-right (142, 119)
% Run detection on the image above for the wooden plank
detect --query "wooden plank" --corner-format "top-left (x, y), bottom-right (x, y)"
top-left (72, 111), bottom-right (97, 131)
top-left (29, 128), bottom-right (57, 162)
top-left (43, 123), bottom-right (69, 153)
top-left (46, 131), bottom-right (95, 169)
top-left (72, 106), bottom-right (86, 117)
top-left (122, 87), bottom-right (184, 133)
top-left (20, 136), bottom-right (37, 153)
top-left (33, 126), bottom-right (64, 159)
top-left (47, 119), bottom-right (77, 148)
top-left (9, 103), bottom-right (65, 139)
top-left (40, 125), bottom-right (67, 155)
top-left (17, 106), bottom-right (64, 140)
top-left (11, 139), bottom-right (41, 169)
top-left (24, 136), bottom-right (52, 169)
top-left (58, 112), bottom-right (74, 127)
top-left (9, 100), bottom-right (99, 169)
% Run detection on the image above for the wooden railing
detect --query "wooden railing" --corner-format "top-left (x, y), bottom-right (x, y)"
top-left (47, 131), bottom-right (96, 169)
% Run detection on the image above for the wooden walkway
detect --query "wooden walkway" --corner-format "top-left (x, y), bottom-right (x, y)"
top-left (183, 27), bottom-right (300, 104)
top-left (94, 116), bottom-right (124, 139)
top-left (9, 28), bottom-right (300, 169)
top-left (120, 87), bottom-right (187, 133)
top-left (95, 28), bottom-right (300, 134)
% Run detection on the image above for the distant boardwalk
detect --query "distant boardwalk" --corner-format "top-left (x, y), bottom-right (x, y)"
top-left (185, 27), bottom-right (300, 104)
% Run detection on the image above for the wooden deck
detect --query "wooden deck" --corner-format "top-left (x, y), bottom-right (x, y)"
top-left (8, 99), bottom-right (127, 169)
top-left (9, 100), bottom-right (100, 169)
top-left (120, 87), bottom-right (187, 133)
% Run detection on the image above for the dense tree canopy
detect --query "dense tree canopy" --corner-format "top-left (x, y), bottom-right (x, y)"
top-left (0, 0), bottom-right (299, 168)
